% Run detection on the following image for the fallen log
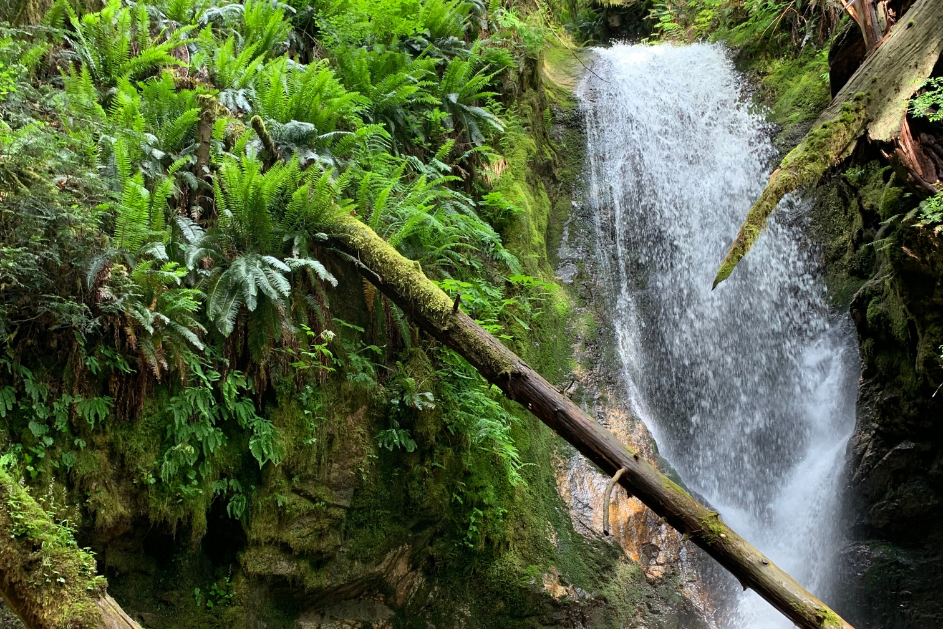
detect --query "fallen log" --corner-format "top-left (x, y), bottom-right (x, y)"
top-left (328, 213), bottom-right (854, 629)
top-left (0, 467), bottom-right (141, 629)
top-left (712, 0), bottom-right (943, 288)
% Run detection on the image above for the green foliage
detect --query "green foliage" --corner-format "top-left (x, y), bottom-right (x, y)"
top-left (333, 47), bottom-right (438, 146)
top-left (377, 367), bottom-right (433, 452)
top-left (910, 78), bottom-right (943, 123)
top-left (439, 51), bottom-right (504, 145)
top-left (162, 368), bottom-right (284, 486)
top-left (491, 5), bottom-right (546, 58)
top-left (760, 45), bottom-right (831, 130)
top-left (241, 0), bottom-right (293, 58)
top-left (193, 575), bottom-right (235, 609)
top-left (253, 57), bottom-right (363, 134)
top-left (648, 0), bottom-right (841, 48)
top-left (918, 193), bottom-right (943, 226)
top-left (63, 0), bottom-right (195, 86)
top-left (318, 0), bottom-right (423, 47)
top-left (182, 155), bottom-right (338, 340)
top-left (435, 347), bottom-right (525, 487)
top-left (351, 152), bottom-right (518, 278)
top-left (0, 0), bottom-right (587, 616)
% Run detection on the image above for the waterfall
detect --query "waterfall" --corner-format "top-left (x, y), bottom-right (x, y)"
top-left (577, 43), bottom-right (858, 626)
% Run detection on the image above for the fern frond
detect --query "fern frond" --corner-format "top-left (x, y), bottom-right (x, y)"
top-left (285, 257), bottom-right (337, 287)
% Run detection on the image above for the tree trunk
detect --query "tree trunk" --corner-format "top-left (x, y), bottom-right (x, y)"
top-left (0, 468), bottom-right (141, 629)
top-left (194, 94), bottom-right (215, 181)
top-left (327, 214), bottom-right (854, 629)
top-left (713, 0), bottom-right (943, 288)
top-left (843, 0), bottom-right (885, 54)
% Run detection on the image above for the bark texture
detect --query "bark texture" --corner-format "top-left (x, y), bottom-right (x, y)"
top-left (843, 0), bottom-right (885, 54)
top-left (194, 94), bottom-right (216, 183)
top-left (713, 0), bottom-right (943, 288)
top-left (328, 214), bottom-right (854, 629)
top-left (0, 468), bottom-right (140, 629)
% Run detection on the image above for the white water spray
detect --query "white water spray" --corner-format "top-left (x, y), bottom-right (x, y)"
top-left (577, 43), bottom-right (858, 627)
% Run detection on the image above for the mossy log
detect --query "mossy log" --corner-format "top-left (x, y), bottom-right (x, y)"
top-left (0, 468), bottom-right (141, 629)
top-left (250, 116), bottom-right (279, 168)
top-left (713, 0), bottom-right (943, 288)
top-left (194, 94), bottom-right (216, 182)
top-left (328, 214), bottom-right (854, 629)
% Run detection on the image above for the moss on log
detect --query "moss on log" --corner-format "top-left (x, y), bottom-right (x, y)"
top-left (713, 0), bottom-right (943, 288)
top-left (0, 468), bottom-right (140, 629)
top-left (328, 214), bottom-right (855, 629)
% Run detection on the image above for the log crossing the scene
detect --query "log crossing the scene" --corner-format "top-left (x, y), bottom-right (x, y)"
top-left (328, 213), bottom-right (855, 629)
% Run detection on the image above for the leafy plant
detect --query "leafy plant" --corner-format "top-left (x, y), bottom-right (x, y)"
top-left (438, 52), bottom-right (503, 145)
top-left (334, 47), bottom-right (437, 147)
top-left (162, 369), bottom-right (284, 488)
top-left (253, 57), bottom-right (363, 135)
top-left (376, 422), bottom-right (418, 452)
top-left (181, 156), bottom-right (337, 341)
top-left (63, 0), bottom-right (195, 86)
top-left (910, 78), bottom-right (943, 123)
top-left (918, 192), bottom-right (943, 226)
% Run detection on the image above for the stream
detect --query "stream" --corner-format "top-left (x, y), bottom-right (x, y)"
top-left (577, 43), bottom-right (859, 627)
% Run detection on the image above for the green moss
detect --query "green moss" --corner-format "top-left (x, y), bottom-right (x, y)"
top-left (0, 466), bottom-right (107, 629)
top-left (597, 561), bottom-right (644, 626)
top-left (663, 476), bottom-right (692, 501)
top-left (817, 606), bottom-right (844, 628)
top-left (494, 117), bottom-right (555, 279)
top-left (698, 511), bottom-right (725, 545)
top-left (714, 99), bottom-right (867, 287)
top-left (241, 545), bottom-right (330, 590)
top-left (759, 46), bottom-right (833, 143)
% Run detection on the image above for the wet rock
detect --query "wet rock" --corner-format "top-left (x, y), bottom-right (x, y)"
top-left (810, 165), bottom-right (943, 628)
top-left (295, 600), bottom-right (394, 629)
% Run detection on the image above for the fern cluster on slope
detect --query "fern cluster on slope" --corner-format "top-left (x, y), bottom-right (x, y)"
top-left (0, 0), bottom-right (586, 571)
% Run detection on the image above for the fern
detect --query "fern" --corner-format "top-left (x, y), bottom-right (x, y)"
top-left (910, 78), bottom-right (943, 123)
top-left (61, 65), bottom-right (107, 126)
top-left (334, 47), bottom-right (438, 148)
top-left (254, 57), bottom-right (364, 134)
top-left (202, 34), bottom-right (264, 111)
top-left (350, 154), bottom-right (518, 276)
top-left (113, 139), bottom-right (151, 251)
top-left (139, 71), bottom-right (200, 154)
top-left (240, 0), bottom-right (292, 59)
top-left (918, 193), bottom-right (943, 226)
top-left (439, 53), bottom-right (503, 145)
top-left (180, 155), bottom-right (337, 340)
top-left (159, 0), bottom-right (207, 24)
top-left (64, 0), bottom-right (195, 86)
top-left (113, 140), bottom-right (186, 251)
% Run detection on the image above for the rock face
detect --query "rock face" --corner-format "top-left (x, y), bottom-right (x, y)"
top-left (295, 600), bottom-right (394, 629)
top-left (812, 11), bottom-right (943, 624)
top-left (809, 155), bottom-right (943, 628)
top-left (843, 218), bottom-right (943, 629)
top-left (550, 112), bottom-right (721, 628)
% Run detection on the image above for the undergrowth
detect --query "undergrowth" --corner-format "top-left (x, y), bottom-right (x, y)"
top-left (0, 0), bottom-right (617, 624)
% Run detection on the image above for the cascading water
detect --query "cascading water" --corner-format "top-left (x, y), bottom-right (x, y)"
top-left (577, 43), bottom-right (859, 627)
